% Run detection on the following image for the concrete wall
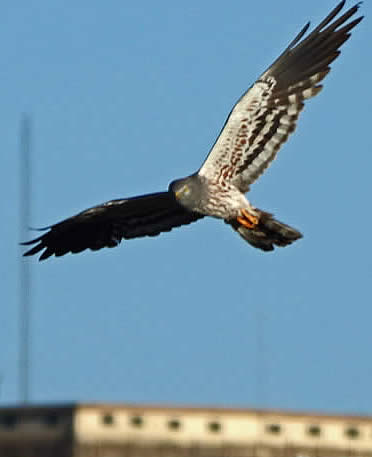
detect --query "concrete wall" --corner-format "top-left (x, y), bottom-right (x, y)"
top-left (1, 404), bottom-right (371, 457)
top-left (74, 405), bottom-right (372, 454)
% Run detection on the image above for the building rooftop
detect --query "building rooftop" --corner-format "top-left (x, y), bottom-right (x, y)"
top-left (0, 402), bottom-right (371, 457)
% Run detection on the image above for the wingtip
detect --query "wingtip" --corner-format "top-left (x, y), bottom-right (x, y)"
top-left (21, 243), bottom-right (43, 257)
top-left (39, 250), bottom-right (53, 261)
top-left (346, 2), bottom-right (363, 16)
top-left (27, 225), bottom-right (50, 232)
top-left (338, 0), bottom-right (363, 16)
top-left (354, 15), bottom-right (364, 25)
top-left (303, 21), bottom-right (311, 32)
top-left (20, 235), bottom-right (44, 246)
top-left (336, 0), bottom-right (346, 13)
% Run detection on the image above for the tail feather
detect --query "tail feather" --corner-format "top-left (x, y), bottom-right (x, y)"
top-left (228, 209), bottom-right (302, 252)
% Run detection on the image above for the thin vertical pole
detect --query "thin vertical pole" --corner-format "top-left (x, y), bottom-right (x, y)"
top-left (19, 114), bottom-right (32, 404)
top-left (256, 309), bottom-right (265, 407)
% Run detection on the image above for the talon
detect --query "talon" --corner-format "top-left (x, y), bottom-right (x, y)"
top-left (241, 208), bottom-right (259, 225)
top-left (237, 209), bottom-right (259, 229)
top-left (237, 216), bottom-right (254, 228)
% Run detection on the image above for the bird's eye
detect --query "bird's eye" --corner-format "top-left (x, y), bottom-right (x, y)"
top-left (183, 185), bottom-right (190, 196)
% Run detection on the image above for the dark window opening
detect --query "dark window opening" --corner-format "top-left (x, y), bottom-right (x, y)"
top-left (130, 415), bottom-right (144, 427)
top-left (43, 413), bottom-right (60, 427)
top-left (208, 421), bottom-right (222, 433)
top-left (345, 426), bottom-right (360, 439)
top-left (168, 419), bottom-right (181, 430)
top-left (0, 414), bottom-right (18, 429)
top-left (266, 423), bottom-right (281, 434)
top-left (308, 425), bottom-right (321, 436)
top-left (102, 413), bottom-right (115, 426)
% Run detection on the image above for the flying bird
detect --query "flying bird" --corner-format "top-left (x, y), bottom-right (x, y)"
top-left (22, 1), bottom-right (363, 261)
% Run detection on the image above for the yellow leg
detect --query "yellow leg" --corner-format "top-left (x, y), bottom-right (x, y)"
top-left (237, 209), bottom-right (259, 229)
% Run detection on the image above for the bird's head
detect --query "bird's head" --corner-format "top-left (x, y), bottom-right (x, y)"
top-left (169, 174), bottom-right (205, 212)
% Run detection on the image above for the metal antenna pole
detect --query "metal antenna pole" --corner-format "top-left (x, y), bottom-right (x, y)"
top-left (19, 114), bottom-right (32, 404)
top-left (256, 308), bottom-right (265, 407)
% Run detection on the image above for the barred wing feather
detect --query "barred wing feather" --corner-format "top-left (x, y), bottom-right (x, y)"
top-left (199, 1), bottom-right (362, 193)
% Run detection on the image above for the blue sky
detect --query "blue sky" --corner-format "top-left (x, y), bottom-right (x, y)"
top-left (1, 1), bottom-right (371, 414)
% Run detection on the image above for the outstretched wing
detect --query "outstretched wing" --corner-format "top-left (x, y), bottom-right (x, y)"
top-left (199, 1), bottom-right (363, 192)
top-left (22, 192), bottom-right (203, 261)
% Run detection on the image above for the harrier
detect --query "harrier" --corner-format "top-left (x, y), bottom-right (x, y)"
top-left (23, 1), bottom-right (363, 260)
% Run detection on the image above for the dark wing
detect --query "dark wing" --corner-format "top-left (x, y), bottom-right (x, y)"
top-left (199, 1), bottom-right (363, 192)
top-left (22, 192), bottom-right (203, 261)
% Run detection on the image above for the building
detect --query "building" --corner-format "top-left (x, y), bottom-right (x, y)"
top-left (0, 403), bottom-right (371, 457)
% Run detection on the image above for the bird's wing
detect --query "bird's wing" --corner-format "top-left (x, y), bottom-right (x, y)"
top-left (198, 1), bottom-right (363, 193)
top-left (22, 192), bottom-right (203, 260)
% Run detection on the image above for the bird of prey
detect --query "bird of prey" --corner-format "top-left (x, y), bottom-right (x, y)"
top-left (22, 1), bottom-right (363, 261)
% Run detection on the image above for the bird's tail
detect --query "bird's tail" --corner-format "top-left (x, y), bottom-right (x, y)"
top-left (227, 209), bottom-right (302, 252)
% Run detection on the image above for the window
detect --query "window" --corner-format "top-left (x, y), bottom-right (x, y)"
top-left (102, 413), bottom-right (115, 426)
top-left (42, 413), bottom-right (60, 427)
top-left (266, 423), bottom-right (282, 434)
top-left (0, 414), bottom-right (17, 429)
top-left (168, 419), bottom-right (181, 430)
top-left (208, 421), bottom-right (222, 433)
top-left (307, 425), bottom-right (321, 437)
top-left (130, 415), bottom-right (144, 427)
top-left (345, 426), bottom-right (360, 439)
